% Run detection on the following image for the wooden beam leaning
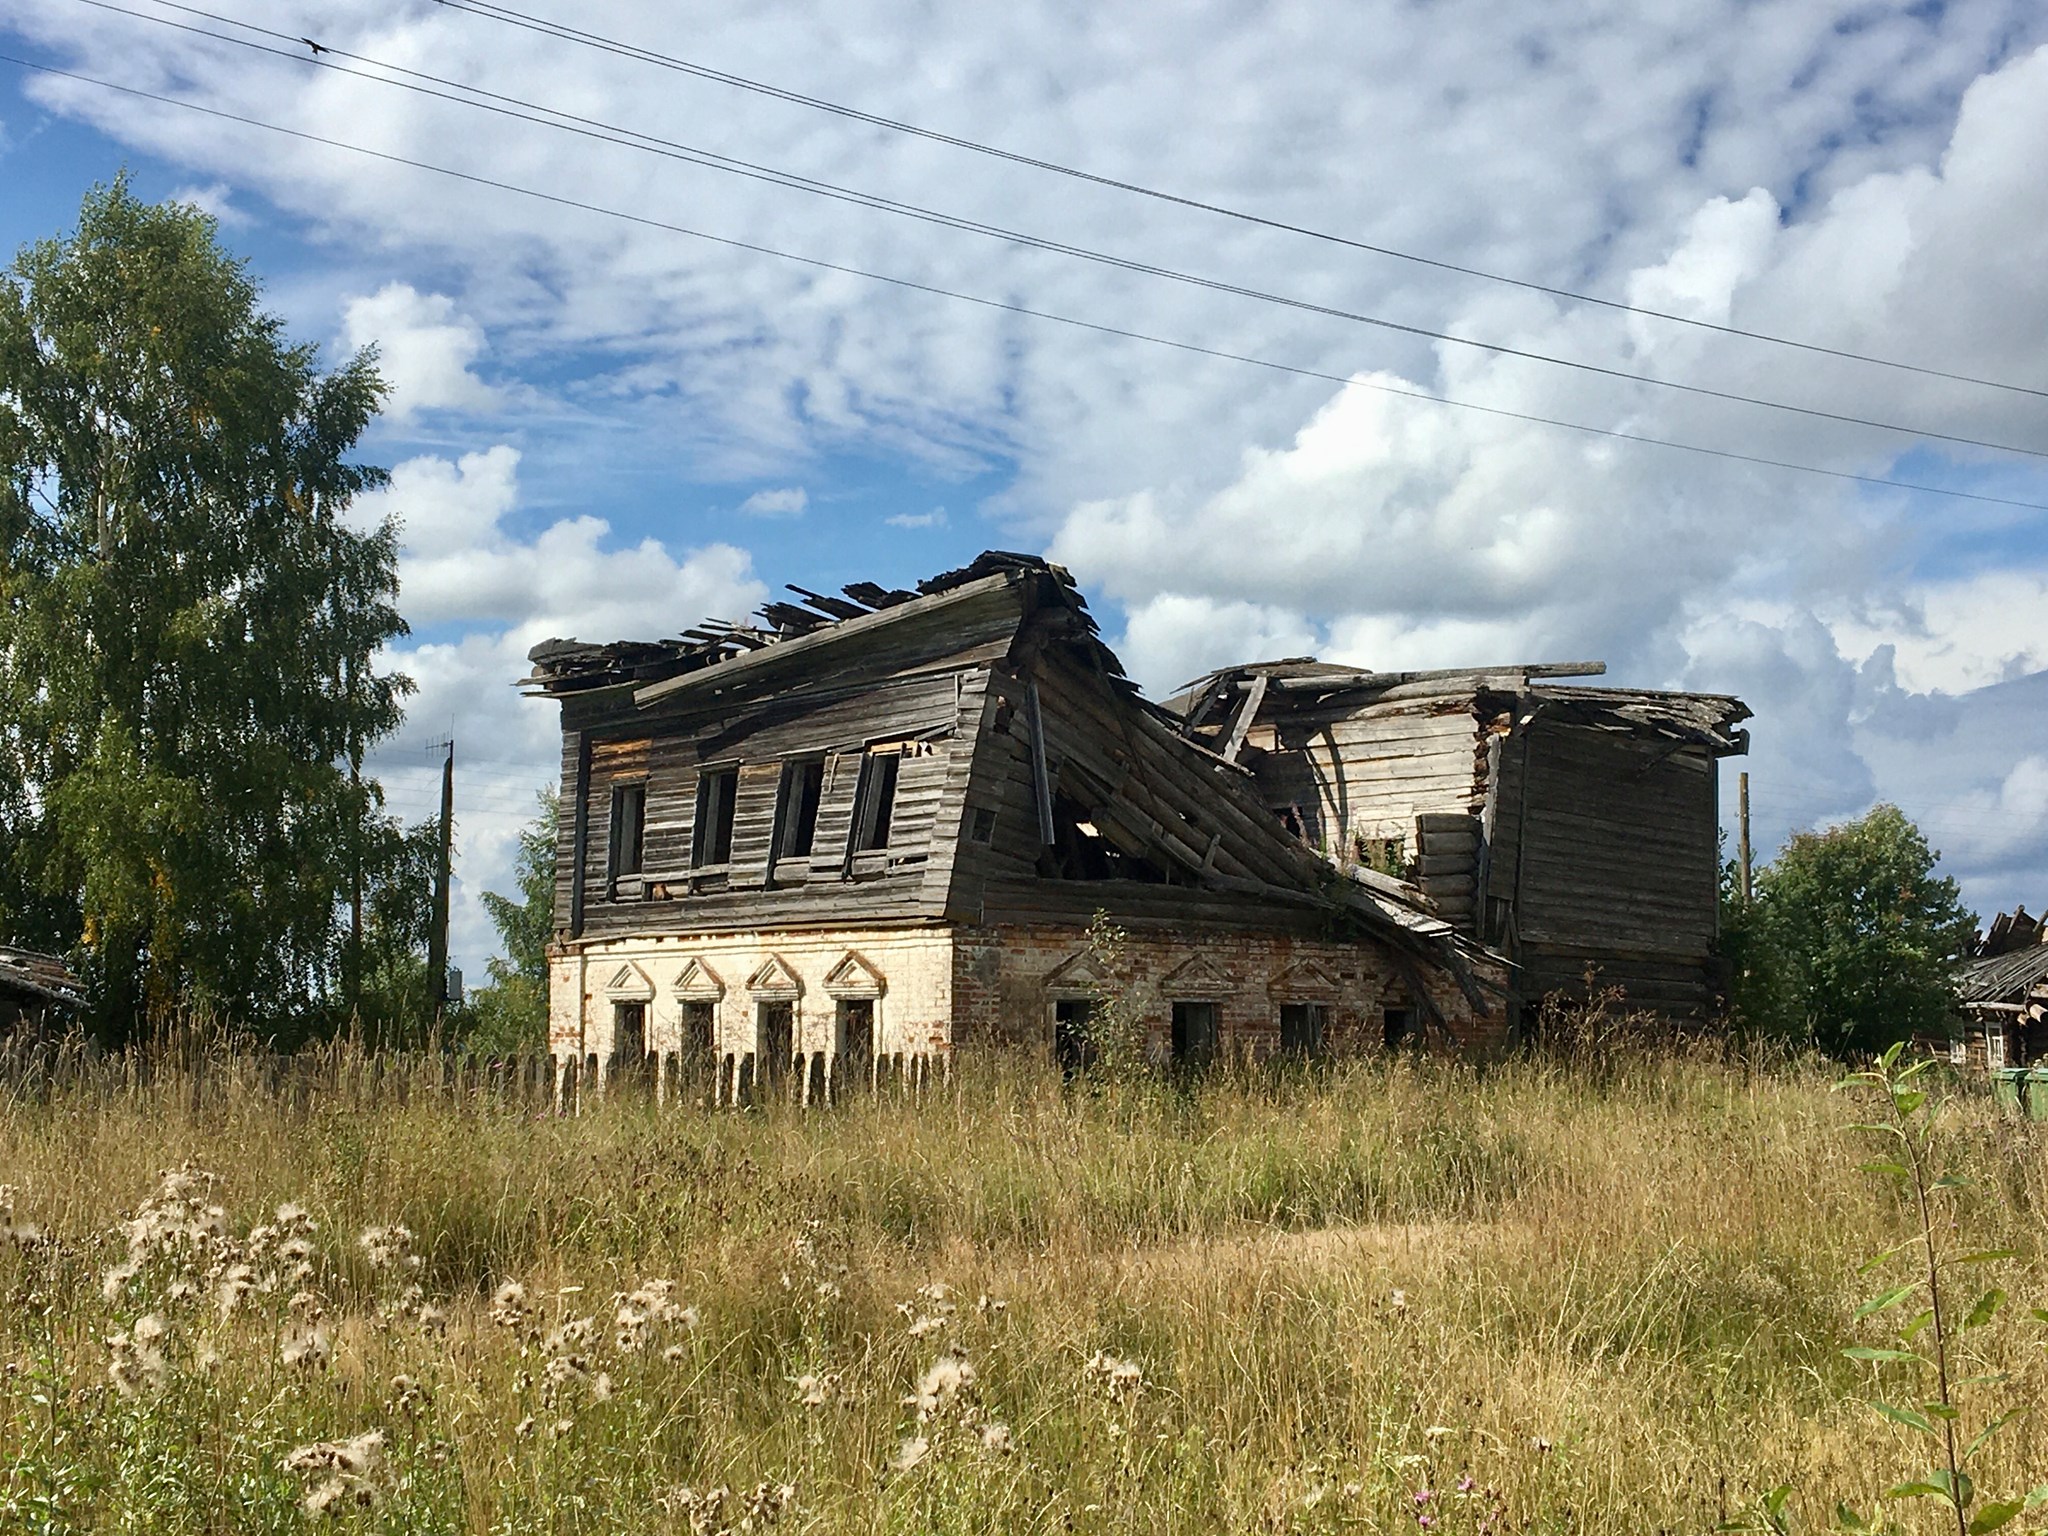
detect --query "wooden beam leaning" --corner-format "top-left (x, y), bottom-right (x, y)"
top-left (1217, 672), bottom-right (1269, 763)
top-left (1025, 677), bottom-right (1056, 846)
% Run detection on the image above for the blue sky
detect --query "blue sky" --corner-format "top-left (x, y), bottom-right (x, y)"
top-left (6, 0), bottom-right (2048, 971)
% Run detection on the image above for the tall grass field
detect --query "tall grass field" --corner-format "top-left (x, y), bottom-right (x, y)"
top-left (2, 1041), bottom-right (2044, 1533)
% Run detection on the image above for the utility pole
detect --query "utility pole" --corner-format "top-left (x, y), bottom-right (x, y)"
top-left (426, 738), bottom-right (454, 1025)
top-left (1737, 770), bottom-right (1752, 904)
top-left (345, 655), bottom-right (363, 1020)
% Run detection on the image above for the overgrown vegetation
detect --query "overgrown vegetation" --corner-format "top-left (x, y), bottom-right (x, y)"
top-left (3, 1042), bottom-right (2044, 1533)
top-left (1722, 805), bottom-right (1977, 1052)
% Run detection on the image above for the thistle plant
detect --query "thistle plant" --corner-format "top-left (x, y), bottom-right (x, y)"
top-left (1803, 1043), bottom-right (2046, 1535)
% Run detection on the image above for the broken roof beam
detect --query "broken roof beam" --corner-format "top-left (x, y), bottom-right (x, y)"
top-left (758, 601), bottom-right (829, 634)
top-left (634, 570), bottom-right (1024, 709)
top-left (843, 581), bottom-right (917, 609)
top-left (1216, 672), bottom-right (1269, 763)
top-left (788, 585), bottom-right (869, 621)
top-left (1258, 661), bottom-right (1608, 694)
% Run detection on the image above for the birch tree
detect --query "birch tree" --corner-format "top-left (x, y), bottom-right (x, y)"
top-left (0, 177), bottom-right (410, 1037)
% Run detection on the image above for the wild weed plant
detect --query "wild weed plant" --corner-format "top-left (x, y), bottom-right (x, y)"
top-left (1729, 1042), bottom-right (2048, 1535)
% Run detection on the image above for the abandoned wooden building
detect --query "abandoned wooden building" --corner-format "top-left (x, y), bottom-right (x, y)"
top-left (524, 551), bottom-right (1759, 1098)
top-left (1165, 659), bottom-right (1752, 1018)
top-left (1952, 908), bottom-right (2048, 1070)
top-left (523, 553), bottom-right (1512, 1101)
top-left (0, 945), bottom-right (83, 1036)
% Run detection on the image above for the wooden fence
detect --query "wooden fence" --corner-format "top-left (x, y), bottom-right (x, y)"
top-left (0, 1035), bottom-right (944, 1114)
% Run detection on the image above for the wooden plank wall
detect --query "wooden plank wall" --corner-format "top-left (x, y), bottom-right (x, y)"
top-left (1267, 697), bottom-right (1487, 852)
top-left (1492, 718), bottom-right (1720, 1011)
top-left (553, 730), bottom-right (581, 930)
top-left (560, 671), bottom-right (976, 938)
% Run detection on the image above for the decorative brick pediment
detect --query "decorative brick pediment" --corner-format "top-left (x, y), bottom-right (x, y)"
top-left (1042, 949), bottom-right (1109, 997)
top-left (673, 957), bottom-right (725, 1001)
top-left (823, 951), bottom-right (886, 998)
top-left (1269, 958), bottom-right (1341, 999)
top-left (602, 961), bottom-right (655, 1000)
top-left (1159, 951), bottom-right (1234, 997)
top-left (745, 954), bottom-right (803, 999)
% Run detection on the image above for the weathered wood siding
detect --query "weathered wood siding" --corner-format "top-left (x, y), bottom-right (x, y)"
top-left (558, 670), bottom-right (980, 939)
top-left (1491, 717), bottom-right (1720, 1012)
top-left (1264, 697), bottom-right (1487, 851)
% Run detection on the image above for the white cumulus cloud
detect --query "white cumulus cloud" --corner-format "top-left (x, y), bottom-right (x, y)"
top-left (340, 282), bottom-right (497, 420)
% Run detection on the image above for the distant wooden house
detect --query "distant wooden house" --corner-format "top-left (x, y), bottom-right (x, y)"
top-left (1167, 659), bottom-right (1751, 1019)
top-left (1952, 908), bottom-right (2048, 1070)
top-left (0, 946), bottom-right (83, 1035)
top-left (522, 554), bottom-right (1508, 1102)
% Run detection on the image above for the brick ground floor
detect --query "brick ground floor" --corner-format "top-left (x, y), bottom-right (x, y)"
top-left (548, 919), bottom-right (1505, 1104)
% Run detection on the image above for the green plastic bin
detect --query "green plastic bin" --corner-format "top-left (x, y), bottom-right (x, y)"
top-left (1994, 1068), bottom-right (2027, 1115)
top-left (2027, 1069), bottom-right (2048, 1121)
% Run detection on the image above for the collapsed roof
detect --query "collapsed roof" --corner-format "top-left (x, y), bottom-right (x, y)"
top-left (521, 550), bottom-right (1140, 705)
top-left (1168, 659), bottom-right (1753, 755)
top-left (520, 552), bottom-right (1505, 1012)
top-left (1958, 908), bottom-right (2048, 1008)
top-left (0, 946), bottom-right (83, 1011)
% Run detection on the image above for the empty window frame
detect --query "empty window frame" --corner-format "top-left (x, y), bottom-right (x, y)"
top-left (1279, 1002), bottom-right (1327, 1058)
top-left (1053, 997), bottom-right (1098, 1077)
top-left (774, 758), bottom-right (826, 862)
top-left (691, 766), bottom-right (738, 868)
top-left (1383, 1004), bottom-right (1417, 1050)
top-left (680, 1000), bottom-right (716, 1062)
top-left (756, 1000), bottom-right (794, 1087)
top-left (849, 749), bottom-right (902, 853)
top-left (612, 1000), bottom-right (646, 1065)
top-left (836, 998), bottom-right (875, 1090)
top-left (1171, 1000), bottom-right (1218, 1066)
top-left (607, 782), bottom-right (646, 882)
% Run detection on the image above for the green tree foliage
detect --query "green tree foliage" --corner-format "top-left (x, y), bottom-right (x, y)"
top-left (352, 817), bottom-right (443, 1045)
top-left (461, 790), bottom-right (556, 1055)
top-left (1726, 804), bottom-right (1976, 1055)
top-left (0, 177), bottom-right (409, 1038)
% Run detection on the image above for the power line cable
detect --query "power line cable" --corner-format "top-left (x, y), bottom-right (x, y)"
top-left (6, 52), bottom-right (2048, 514)
top-left (57, 0), bottom-right (2048, 462)
top-left (427, 0), bottom-right (2048, 402)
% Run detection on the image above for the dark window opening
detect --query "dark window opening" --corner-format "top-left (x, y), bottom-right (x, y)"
top-left (612, 1000), bottom-right (646, 1066)
top-left (969, 805), bottom-right (999, 844)
top-left (1383, 1005), bottom-right (1417, 1050)
top-left (837, 998), bottom-right (875, 1089)
top-left (757, 1000), bottom-right (794, 1086)
top-left (1053, 997), bottom-right (1098, 1077)
top-left (608, 782), bottom-right (646, 880)
top-left (1043, 791), bottom-right (1173, 883)
top-left (692, 767), bottom-right (738, 867)
top-left (850, 750), bottom-right (901, 853)
top-left (1277, 804), bottom-right (1305, 841)
top-left (1280, 1002), bottom-right (1327, 1057)
top-left (680, 1000), bottom-right (715, 1062)
top-left (775, 758), bottom-right (825, 860)
top-left (1171, 1000), bottom-right (1218, 1067)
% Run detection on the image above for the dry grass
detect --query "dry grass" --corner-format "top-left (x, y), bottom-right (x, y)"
top-left (2, 1041), bottom-right (2045, 1533)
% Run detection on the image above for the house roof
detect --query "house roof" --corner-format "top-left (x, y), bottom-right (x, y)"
top-left (1167, 658), bottom-right (1752, 755)
top-left (1957, 943), bottom-right (2048, 1006)
top-left (0, 946), bottom-right (82, 1011)
top-left (520, 551), bottom-right (1139, 705)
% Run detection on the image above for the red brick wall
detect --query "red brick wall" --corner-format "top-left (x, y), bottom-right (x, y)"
top-left (952, 921), bottom-right (1509, 1062)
